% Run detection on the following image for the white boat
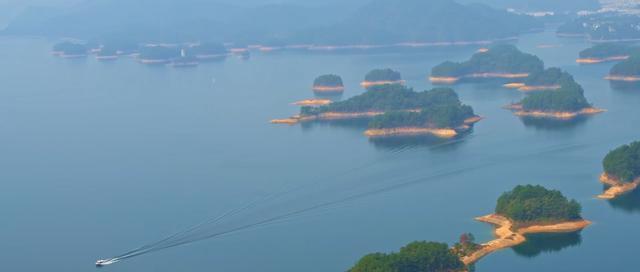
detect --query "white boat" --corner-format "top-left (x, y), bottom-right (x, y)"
top-left (95, 259), bottom-right (117, 267)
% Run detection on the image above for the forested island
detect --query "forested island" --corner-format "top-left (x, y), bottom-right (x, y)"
top-left (577, 44), bottom-right (634, 64)
top-left (430, 44), bottom-right (544, 84)
top-left (506, 74), bottom-right (604, 119)
top-left (361, 69), bottom-right (403, 88)
top-left (462, 185), bottom-right (590, 265)
top-left (505, 67), bottom-right (571, 92)
top-left (365, 88), bottom-right (480, 138)
top-left (52, 41), bottom-right (89, 58)
top-left (312, 74), bottom-right (344, 93)
top-left (606, 55), bottom-right (640, 82)
top-left (349, 241), bottom-right (464, 272)
top-left (599, 141), bottom-right (640, 199)
top-left (558, 13), bottom-right (640, 42)
top-left (272, 84), bottom-right (481, 138)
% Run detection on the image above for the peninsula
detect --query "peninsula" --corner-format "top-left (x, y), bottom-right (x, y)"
top-left (312, 74), bottom-right (344, 93)
top-left (462, 185), bottom-right (591, 265)
top-left (430, 44), bottom-right (544, 84)
top-left (361, 69), bottom-right (404, 88)
top-left (599, 141), bottom-right (640, 199)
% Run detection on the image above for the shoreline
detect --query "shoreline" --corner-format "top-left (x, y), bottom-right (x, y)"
top-left (271, 109), bottom-right (421, 125)
top-left (462, 214), bottom-right (591, 265)
top-left (363, 116), bottom-right (481, 138)
top-left (506, 104), bottom-right (605, 120)
top-left (503, 83), bottom-right (561, 92)
top-left (360, 80), bottom-right (405, 88)
top-left (576, 56), bottom-right (629, 64)
top-left (430, 72), bottom-right (530, 84)
top-left (312, 85), bottom-right (345, 93)
top-left (605, 75), bottom-right (640, 82)
top-left (292, 99), bottom-right (332, 106)
top-left (597, 173), bottom-right (640, 200)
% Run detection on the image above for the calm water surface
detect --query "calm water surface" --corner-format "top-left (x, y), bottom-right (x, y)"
top-left (1, 30), bottom-right (639, 271)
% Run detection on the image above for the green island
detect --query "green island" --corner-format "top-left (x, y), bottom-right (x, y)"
top-left (312, 74), bottom-right (344, 93)
top-left (509, 67), bottom-right (575, 91)
top-left (461, 185), bottom-right (590, 265)
top-left (577, 44), bottom-right (635, 63)
top-left (430, 44), bottom-right (544, 84)
top-left (599, 141), bottom-right (640, 199)
top-left (52, 42), bottom-right (89, 57)
top-left (366, 89), bottom-right (478, 138)
top-left (607, 55), bottom-right (640, 82)
top-left (508, 73), bottom-right (603, 119)
top-left (362, 69), bottom-right (403, 88)
top-left (274, 84), bottom-right (480, 138)
top-left (348, 185), bottom-right (590, 270)
top-left (496, 185), bottom-right (582, 225)
top-left (349, 241), bottom-right (464, 272)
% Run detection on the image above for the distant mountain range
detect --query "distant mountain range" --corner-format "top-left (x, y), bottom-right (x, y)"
top-left (2, 0), bottom-right (543, 46)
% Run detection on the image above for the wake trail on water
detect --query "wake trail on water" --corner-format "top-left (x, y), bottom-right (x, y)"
top-left (103, 140), bottom-right (586, 264)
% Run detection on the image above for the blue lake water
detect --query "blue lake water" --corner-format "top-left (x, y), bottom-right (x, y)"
top-left (1, 29), bottom-right (639, 271)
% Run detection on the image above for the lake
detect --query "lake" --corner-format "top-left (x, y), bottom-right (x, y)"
top-left (1, 29), bottom-right (639, 271)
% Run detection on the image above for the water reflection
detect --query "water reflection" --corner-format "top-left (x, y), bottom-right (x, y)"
top-left (368, 130), bottom-right (472, 151)
top-left (607, 186), bottom-right (640, 213)
top-left (519, 116), bottom-right (589, 131)
top-left (512, 232), bottom-right (583, 258)
top-left (609, 80), bottom-right (640, 92)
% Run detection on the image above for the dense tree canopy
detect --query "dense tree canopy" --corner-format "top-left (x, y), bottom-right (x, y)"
top-left (610, 55), bottom-right (640, 76)
top-left (302, 85), bottom-right (461, 115)
top-left (369, 104), bottom-right (474, 129)
top-left (603, 141), bottom-right (640, 183)
top-left (431, 44), bottom-right (544, 77)
top-left (520, 81), bottom-right (591, 112)
top-left (349, 241), bottom-right (464, 272)
top-left (524, 68), bottom-right (575, 86)
top-left (365, 68), bottom-right (402, 82)
top-left (313, 74), bottom-right (344, 87)
top-left (495, 185), bottom-right (582, 223)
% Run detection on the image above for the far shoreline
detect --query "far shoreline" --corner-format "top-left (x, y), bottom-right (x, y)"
top-left (430, 72), bottom-right (530, 84)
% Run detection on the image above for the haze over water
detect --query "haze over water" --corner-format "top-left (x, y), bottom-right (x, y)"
top-left (1, 29), bottom-right (639, 271)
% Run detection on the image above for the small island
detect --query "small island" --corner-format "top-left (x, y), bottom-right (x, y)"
top-left (349, 241), bottom-right (464, 272)
top-left (361, 68), bottom-right (404, 88)
top-left (430, 44), bottom-right (544, 84)
top-left (599, 141), bottom-right (640, 199)
top-left (95, 46), bottom-right (119, 61)
top-left (463, 185), bottom-right (591, 265)
top-left (506, 76), bottom-right (604, 120)
top-left (138, 46), bottom-right (181, 64)
top-left (52, 41), bottom-right (89, 58)
top-left (312, 74), bottom-right (345, 93)
top-left (504, 67), bottom-right (571, 92)
top-left (577, 44), bottom-right (633, 64)
top-left (606, 54), bottom-right (640, 82)
top-left (365, 89), bottom-right (480, 138)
